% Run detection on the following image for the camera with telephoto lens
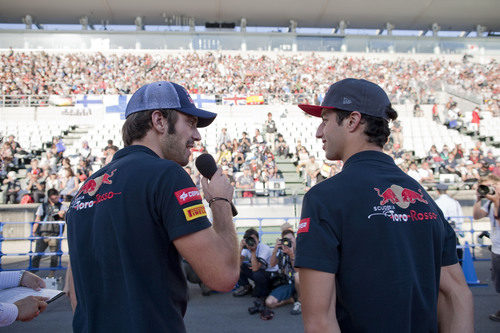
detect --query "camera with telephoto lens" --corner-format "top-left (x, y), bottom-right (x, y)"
top-left (477, 184), bottom-right (496, 197)
top-left (281, 238), bottom-right (292, 248)
top-left (244, 236), bottom-right (256, 248)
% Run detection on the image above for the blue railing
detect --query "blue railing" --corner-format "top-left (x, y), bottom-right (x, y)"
top-left (0, 221), bottom-right (67, 271)
top-left (0, 216), bottom-right (492, 272)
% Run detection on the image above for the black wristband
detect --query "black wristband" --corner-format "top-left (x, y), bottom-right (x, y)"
top-left (208, 197), bottom-right (231, 207)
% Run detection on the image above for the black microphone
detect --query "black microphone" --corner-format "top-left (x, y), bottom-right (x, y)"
top-left (195, 153), bottom-right (238, 216)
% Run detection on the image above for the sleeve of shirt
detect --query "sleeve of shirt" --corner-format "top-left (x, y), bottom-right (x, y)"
top-left (294, 191), bottom-right (340, 274)
top-left (160, 165), bottom-right (211, 241)
top-left (441, 214), bottom-right (459, 267)
top-left (0, 271), bottom-right (23, 290)
top-left (35, 205), bottom-right (43, 217)
top-left (0, 303), bottom-right (18, 327)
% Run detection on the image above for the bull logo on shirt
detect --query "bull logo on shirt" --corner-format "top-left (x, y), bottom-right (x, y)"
top-left (77, 169), bottom-right (117, 197)
top-left (374, 184), bottom-right (428, 209)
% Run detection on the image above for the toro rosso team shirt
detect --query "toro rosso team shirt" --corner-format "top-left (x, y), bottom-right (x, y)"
top-left (295, 150), bottom-right (457, 333)
top-left (66, 145), bottom-right (211, 333)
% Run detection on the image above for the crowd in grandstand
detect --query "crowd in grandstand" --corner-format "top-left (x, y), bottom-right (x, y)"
top-left (2, 109), bottom-right (499, 205)
top-left (1, 51), bottom-right (498, 113)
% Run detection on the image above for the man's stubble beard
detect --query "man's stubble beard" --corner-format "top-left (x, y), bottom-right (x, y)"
top-left (161, 132), bottom-right (191, 166)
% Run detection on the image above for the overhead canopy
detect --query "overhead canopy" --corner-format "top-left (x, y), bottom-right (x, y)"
top-left (1, 0), bottom-right (498, 31)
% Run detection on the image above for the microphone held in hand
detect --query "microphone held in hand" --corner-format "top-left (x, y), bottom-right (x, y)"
top-left (195, 153), bottom-right (238, 216)
top-left (195, 153), bottom-right (218, 179)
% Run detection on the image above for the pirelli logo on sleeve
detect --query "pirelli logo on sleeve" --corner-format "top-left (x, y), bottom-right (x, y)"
top-left (183, 204), bottom-right (207, 221)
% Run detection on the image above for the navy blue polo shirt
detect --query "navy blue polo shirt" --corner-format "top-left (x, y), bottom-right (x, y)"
top-left (66, 145), bottom-right (211, 333)
top-left (295, 150), bottom-right (457, 332)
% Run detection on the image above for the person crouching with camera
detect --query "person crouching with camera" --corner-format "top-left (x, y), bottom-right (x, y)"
top-left (233, 228), bottom-right (277, 316)
top-left (473, 174), bottom-right (500, 322)
top-left (265, 229), bottom-right (301, 317)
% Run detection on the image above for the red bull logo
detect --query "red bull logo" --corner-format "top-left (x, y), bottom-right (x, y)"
top-left (374, 188), bottom-right (399, 205)
top-left (374, 184), bottom-right (428, 209)
top-left (401, 188), bottom-right (428, 204)
top-left (77, 169), bottom-right (117, 197)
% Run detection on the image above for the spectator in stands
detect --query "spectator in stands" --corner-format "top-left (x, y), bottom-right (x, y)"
top-left (104, 146), bottom-right (118, 165)
top-left (59, 167), bottom-right (79, 201)
top-left (469, 149), bottom-right (481, 165)
top-left (57, 157), bottom-right (72, 176)
top-left (470, 107), bottom-right (481, 135)
top-left (390, 119), bottom-right (403, 147)
top-left (31, 188), bottom-right (67, 277)
top-left (427, 145), bottom-right (442, 164)
top-left (460, 160), bottom-right (480, 183)
top-left (27, 159), bottom-right (41, 176)
top-left (217, 128), bottom-right (231, 150)
top-left (6, 135), bottom-right (21, 154)
top-left (482, 150), bottom-right (497, 167)
top-left (407, 162), bottom-right (422, 182)
top-left (76, 159), bottom-right (91, 182)
top-left (236, 166), bottom-right (255, 197)
top-left (253, 129), bottom-right (265, 145)
top-left (216, 143), bottom-right (232, 165)
top-left (478, 161), bottom-right (491, 178)
top-left (78, 140), bottom-right (93, 162)
top-left (413, 104), bottom-right (423, 117)
top-left (2, 171), bottom-right (20, 204)
top-left (44, 171), bottom-right (60, 195)
top-left (25, 172), bottom-right (45, 203)
top-left (304, 156), bottom-right (320, 190)
top-left (440, 145), bottom-right (450, 162)
top-left (432, 103), bottom-right (440, 122)
top-left (264, 112), bottom-right (277, 150)
top-left (276, 134), bottom-right (290, 158)
top-left (233, 228), bottom-right (277, 317)
top-left (442, 152), bottom-right (461, 177)
top-left (238, 132), bottom-right (251, 155)
top-left (295, 146), bottom-right (310, 176)
top-left (232, 142), bottom-right (245, 171)
top-left (40, 151), bottom-right (57, 172)
top-left (55, 137), bottom-right (66, 160)
top-left (452, 144), bottom-right (465, 160)
top-left (102, 139), bottom-right (119, 164)
top-left (418, 162), bottom-right (435, 183)
top-left (0, 142), bottom-right (14, 171)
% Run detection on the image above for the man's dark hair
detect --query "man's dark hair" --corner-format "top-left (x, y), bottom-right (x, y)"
top-left (47, 188), bottom-right (59, 197)
top-left (122, 109), bottom-right (178, 146)
top-left (244, 228), bottom-right (259, 240)
top-left (333, 106), bottom-right (398, 148)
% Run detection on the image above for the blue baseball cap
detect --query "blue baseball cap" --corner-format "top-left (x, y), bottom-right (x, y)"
top-left (125, 81), bottom-right (217, 127)
top-left (299, 78), bottom-right (391, 120)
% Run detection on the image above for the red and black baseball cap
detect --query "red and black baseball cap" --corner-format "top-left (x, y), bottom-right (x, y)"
top-left (299, 78), bottom-right (392, 120)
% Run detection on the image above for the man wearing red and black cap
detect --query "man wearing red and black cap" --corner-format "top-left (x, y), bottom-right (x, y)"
top-left (66, 81), bottom-right (239, 332)
top-left (294, 78), bottom-right (473, 332)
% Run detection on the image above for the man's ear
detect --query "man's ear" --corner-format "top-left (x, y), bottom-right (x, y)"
top-left (150, 110), bottom-right (166, 134)
top-left (346, 111), bottom-right (362, 132)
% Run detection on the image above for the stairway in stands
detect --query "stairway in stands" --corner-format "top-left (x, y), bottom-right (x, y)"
top-left (275, 156), bottom-right (305, 196)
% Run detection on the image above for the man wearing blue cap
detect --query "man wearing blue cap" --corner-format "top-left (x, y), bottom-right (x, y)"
top-left (294, 79), bottom-right (473, 332)
top-left (66, 81), bottom-right (239, 332)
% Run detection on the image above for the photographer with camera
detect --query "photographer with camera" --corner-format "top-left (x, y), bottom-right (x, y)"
top-left (233, 228), bottom-right (277, 315)
top-left (473, 174), bottom-right (500, 322)
top-left (31, 188), bottom-right (67, 276)
top-left (265, 229), bottom-right (301, 316)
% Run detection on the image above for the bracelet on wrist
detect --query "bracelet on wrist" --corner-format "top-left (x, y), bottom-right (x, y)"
top-left (208, 197), bottom-right (231, 207)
